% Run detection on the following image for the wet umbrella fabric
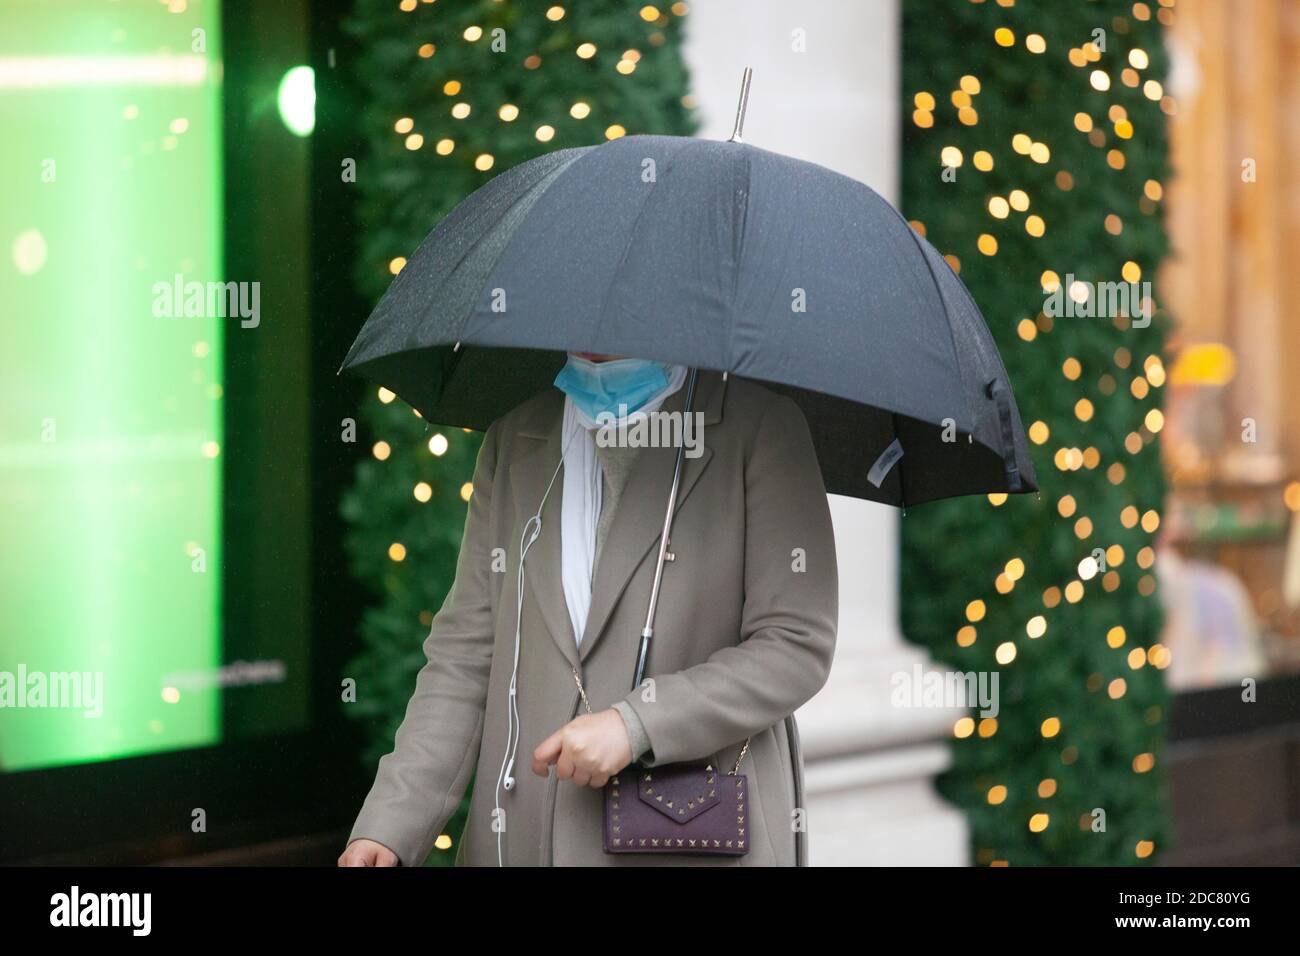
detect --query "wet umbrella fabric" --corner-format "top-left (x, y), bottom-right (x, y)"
top-left (340, 134), bottom-right (1036, 506)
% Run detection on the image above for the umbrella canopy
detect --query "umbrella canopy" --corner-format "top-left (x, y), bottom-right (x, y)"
top-left (341, 133), bottom-right (1037, 506)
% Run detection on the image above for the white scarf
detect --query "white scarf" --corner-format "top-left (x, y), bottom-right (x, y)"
top-left (559, 364), bottom-right (687, 647)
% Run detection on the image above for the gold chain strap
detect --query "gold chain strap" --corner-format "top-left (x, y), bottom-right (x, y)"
top-left (572, 667), bottom-right (593, 715)
top-left (730, 738), bottom-right (750, 774)
top-left (571, 667), bottom-right (750, 776)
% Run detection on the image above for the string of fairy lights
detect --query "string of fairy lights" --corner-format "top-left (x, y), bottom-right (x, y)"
top-left (909, 0), bottom-right (1177, 863)
top-left (386, 0), bottom-right (688, 250)
top-left (370, 1), bottom-right (689, 562)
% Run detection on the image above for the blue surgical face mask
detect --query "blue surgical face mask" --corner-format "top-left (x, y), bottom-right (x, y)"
top-left (554, 354), bottom-right (670, 420)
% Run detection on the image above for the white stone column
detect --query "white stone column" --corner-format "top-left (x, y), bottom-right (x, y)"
top-left (684, 0), bottom-right (969, 866)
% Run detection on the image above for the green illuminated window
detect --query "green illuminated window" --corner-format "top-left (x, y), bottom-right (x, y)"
top-left (0, 0), bottom-right (224, 770)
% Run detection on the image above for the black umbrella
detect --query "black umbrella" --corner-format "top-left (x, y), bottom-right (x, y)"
top-left (341, 81), bottom-right (1036, 509)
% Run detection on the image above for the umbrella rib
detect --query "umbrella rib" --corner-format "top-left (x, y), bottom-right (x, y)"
top-left (449, 148), bottom-right (593, 346)
top-left (589, 146), bottom-right (682, 352)
top-left (885, 193), bottom-right (979, 435)
top-left (891, 411), bottom-right (906, 510)
top-left (725, 147), bottom-right (753, 374)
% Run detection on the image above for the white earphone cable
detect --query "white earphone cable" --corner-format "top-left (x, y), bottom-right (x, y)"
top-left (493, 430), bottom-right (573, 867)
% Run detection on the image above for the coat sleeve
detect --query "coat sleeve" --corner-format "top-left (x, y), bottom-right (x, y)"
top-left (347, 421), bottom-right (502, 866)
top-left (622, 393), bottom-right (838, 766)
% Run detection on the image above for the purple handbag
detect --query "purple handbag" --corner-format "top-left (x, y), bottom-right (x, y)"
top-left (603, 758), bottom-right (750, 856)
top-left (572, 669), bottom-right (752, 858)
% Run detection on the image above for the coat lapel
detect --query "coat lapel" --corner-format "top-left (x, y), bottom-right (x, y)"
top-left (578, 370), bottom-right (726, 664)
top-left (509, 390), bottom-right (580, 669)
top-left (509, 371), bottom-right (727, 672)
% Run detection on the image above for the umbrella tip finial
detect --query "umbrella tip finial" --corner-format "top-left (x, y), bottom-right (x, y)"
top-left (727, 67), bottom-right (753, 144)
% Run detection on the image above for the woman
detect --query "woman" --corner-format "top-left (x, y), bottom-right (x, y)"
top-left (339, 352), bottom-right (837, 866)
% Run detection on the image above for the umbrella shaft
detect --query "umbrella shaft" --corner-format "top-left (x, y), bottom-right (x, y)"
top-left (632, 367), bottom-right (699, 691)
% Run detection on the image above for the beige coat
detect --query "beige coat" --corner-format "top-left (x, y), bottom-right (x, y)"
top-left (349, 371), bottom-right (838, 865)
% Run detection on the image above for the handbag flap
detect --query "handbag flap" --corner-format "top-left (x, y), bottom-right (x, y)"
top-left (637, 765), bottom-right (721, 824)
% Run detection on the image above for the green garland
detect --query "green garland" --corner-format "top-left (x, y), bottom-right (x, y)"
top-left (341, 0), bottom-right (694, 862)
top-left (900, 0), bottom-right (1172, 865)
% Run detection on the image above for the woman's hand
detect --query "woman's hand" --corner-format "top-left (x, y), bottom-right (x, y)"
top-left (532, 709), bottom-right (633, 788)
top-left (338, 839), bottom-right (399, 867)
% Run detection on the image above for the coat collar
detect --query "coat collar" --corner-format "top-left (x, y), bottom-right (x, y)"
top-left (509, 369), bottom-right (726, 670)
